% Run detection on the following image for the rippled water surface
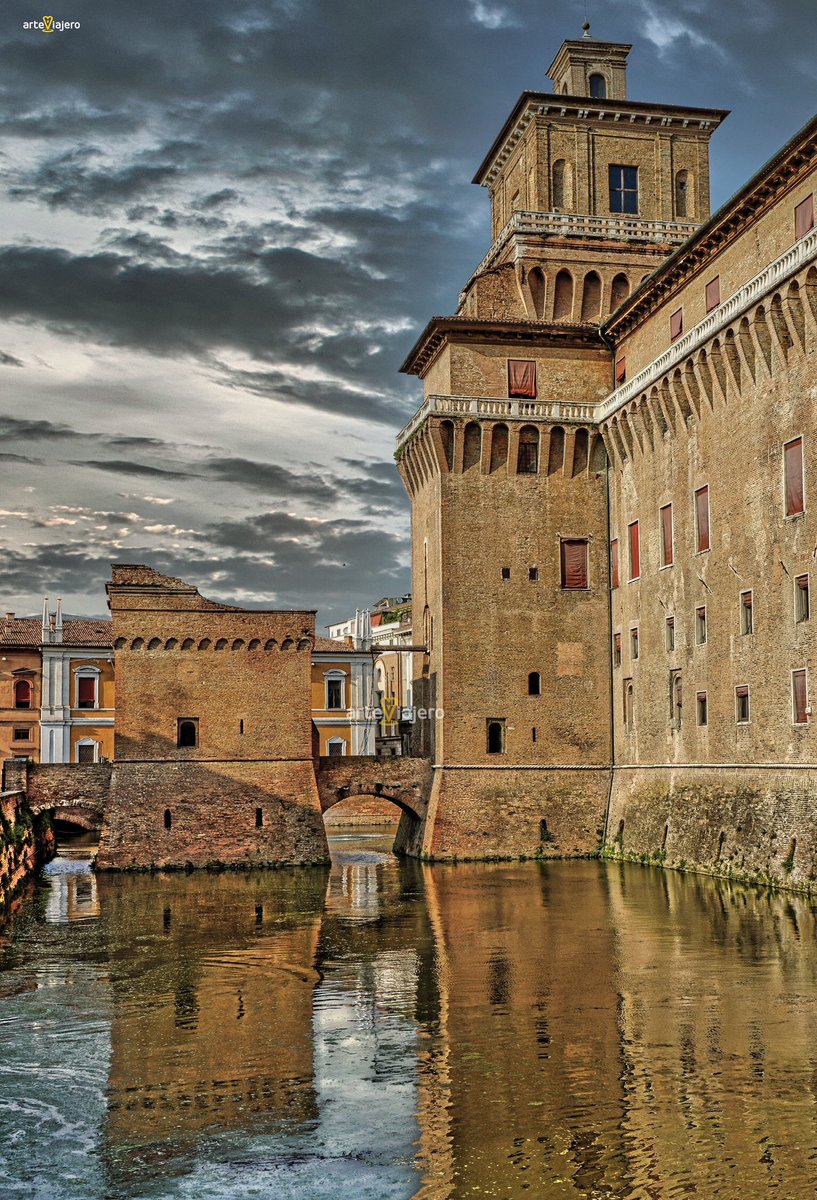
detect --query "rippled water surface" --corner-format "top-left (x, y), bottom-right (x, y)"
top-left (3, 829), bottom-right (817, 1198)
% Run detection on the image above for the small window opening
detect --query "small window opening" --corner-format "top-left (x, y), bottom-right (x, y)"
top-left (697, 691), bottom-right (708, 727)
top-left (740, 591), bottom-right (754, 635)
top-left (793, 669), bottom-right (809, 725)
top-left (532, 727), bottom-right (538, 743)
top-left (796, 574), bottom-right (810, 622)
top-left (613, 633), bottom-right (622, 668)
top-left (164, 809), bottom-right (172, 831)
top-left (256, 807), bottom-right (264, 828)
top-left (487, 720), bottom-right (505, 754)
top-left (589, 73), bottom-right (607, 99)
top-left (696, 606), bottom-right (707, 645)
top-left (666, 616), bottom-right (676, 652)
top-left (501, 567), bottom-right (511, 581)
top-left (240, 719), bottom-right (245, 735)
top-left (736, 685), bottom-right (750, 724)
top-left (630, 628), bottom-right (639, 660)
top-left (528, 671), bottom-right (541, 696)
top-left (177, 719), bottom-right (198, 748)
top-left (529, 566), bottom-right (539, 582)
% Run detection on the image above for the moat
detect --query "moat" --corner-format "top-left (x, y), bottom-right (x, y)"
top-left (2, 829), bottom-right (817, 1199)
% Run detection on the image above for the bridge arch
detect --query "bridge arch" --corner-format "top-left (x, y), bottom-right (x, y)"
top-left (315, 756), bottom-right (432, 824)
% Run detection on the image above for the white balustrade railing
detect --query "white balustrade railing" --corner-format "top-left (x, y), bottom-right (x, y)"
top-left (396, 394), bottom-right (599, 449)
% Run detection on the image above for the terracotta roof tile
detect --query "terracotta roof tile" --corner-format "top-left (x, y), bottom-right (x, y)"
top-left (0, 617), bottom-right (112, 648)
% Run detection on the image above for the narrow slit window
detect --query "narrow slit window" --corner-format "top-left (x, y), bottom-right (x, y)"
top-left (560, 539), bottom-right (589, 589)
top-left (630, 627), bottom-right (639, 661)
top-left (697, 692), bottom-right (708, 727)
top-left (487, 720), bottom-right (506, 754)
top-left (670, 308), bottom-right (684, 342)
top-left (796, 574), bottom-right (810, 622)
top-left (784, 437), bottom-right (805, 516)
top-left (740, 590), bottom-right (754, 635)
top-left (660, 504), bottom-right (673, 567)
top-left (665, 616), bottom-right (675, 652)
top-left (624, 680), bottom-right (634, 729)
top-left (705, 276), bottom-right (721, 313)
top-left (610, 539), bottom-right (620, 589)
top-left (795, 194), bottom-right (815, 240)
top-left (736, 685), bottom-right (750, 725)
top-left (695, 486), bottom-right (710, 553)
top-left (696, 606), bottom-right (707, 645)
top-left (670, 672), bottom-right (682, 729)
top-left (255, 807), bottom-right (264, 828)
top-left (501, 566), bottom-right (511, 581)
top-left (528, 671), bottom-right (541, 696)
top-left (628, 521), bottom-right (640, 581)
top-left (793, 670), bottom-right (809, 725)
top-left (614, 633), bottom-right (622, 667)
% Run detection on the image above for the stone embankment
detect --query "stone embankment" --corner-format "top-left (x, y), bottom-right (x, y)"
top-left (0, 783), bottom-right (54, 910)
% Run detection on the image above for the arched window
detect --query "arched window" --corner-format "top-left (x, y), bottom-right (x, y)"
top-left (13, 680), bottom-right (32, 709)
top-left (552, 160), bottom-right (573, 210)
top-left (589, 73), bottom-right (607, 99)
top-left (528, 672), bottom-right (541, 696)
top-left (610, 273), bottom-right (630, 311)
top-left (177, 719), bottom-right (198, 748)
top-left (553, 270), bottom-right (574, 321)
top-left (487, 720), bottom-right (505, 754)
top-left (529, 267), bottom-right (546, 319)
top-left (462, 422), bottom-right (482, 471)
top-left (75, 667), bottom-right (100, 710)
top-left (325, 670), bottom-right (346, 710)
top-left (547, 426), bottom-right (565, 475)
top-left (572, 428), bottom-right (589, 476)
top-left (625, 683), bottom-right (634, 730)
top-left (581, 271), bottom-right (602, 322)
top-left (675, 169), bottom-right (692, 218)
top-left (517, 426), bottom-right (539, 474)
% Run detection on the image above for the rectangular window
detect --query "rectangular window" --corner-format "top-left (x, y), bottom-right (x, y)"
top-left (501, 567), bottom-right (511, 581)
top-left (793, 669), bottom-right (809, 725)
top-left (327, 678), bottom-right (343, 709)
top-left (560, 539), bottom-right (589, 589)
top-left (696, 606), bottom-right (707, 645)
top-left (697, 692), bottom-right (708, 726)
top-left (77, 676), bottom-right (96, 709)
top-left (609, 165), bottom-right (639, 215)
top-left (12, 728), bottom-right (30, 742)
top-left (508, 359), bottom-right (537, 399)
top-left (529, 566), bottom-right (539, 581)
top-left (795, 194), bottom-right (815, 240)
top-left (695, 486), bottom-right (710, 553)
top-left (610, 539), bottom-right (620, 589)
top-left (624, 679), bottom-right (634, 729)
top-left (784, 437), bottom-right (805, 516)
top-left (796, 574), bottom-right (810, 622)
top-left (660, 504), bottom-right (674, 567)
top-left (77, 743), bottom-right (96, 763)
top-left (740, 590), bottom-right (754, 635)
top-left (665, 616), bottom-right (675, 652)
top-left (613, 633), bottom-right (622, 668)
top-left (630, 627), bottom-right (639, 661)
top-left (615, 357), bottom-right (627, 385)
top-left (670, 308), bottom-right (684, 342)
top-left (705, 276), bottom-right (721, 313)
top-left (628, 521), bottom-right (640, 581)
top-left (736, 685), bottom-right (750, 725)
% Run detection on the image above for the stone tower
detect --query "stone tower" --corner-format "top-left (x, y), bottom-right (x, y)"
top-left (395, 34), bottom-right (728, 860)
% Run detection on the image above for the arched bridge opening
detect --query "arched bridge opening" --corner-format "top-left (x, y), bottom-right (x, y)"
top-left (316, 756), bottom-right (432, 827)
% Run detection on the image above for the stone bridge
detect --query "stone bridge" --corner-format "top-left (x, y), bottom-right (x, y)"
top-left (2, 761), bottom-right (111, 827)
top-left (316, 756), bottom-right (433, 821)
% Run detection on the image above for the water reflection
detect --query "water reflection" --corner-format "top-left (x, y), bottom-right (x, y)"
top-left (2, 837), bottom-right (817, 1197)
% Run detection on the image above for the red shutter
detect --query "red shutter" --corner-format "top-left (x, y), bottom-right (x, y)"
top-left (610, 539), bottom-right (620, 588)
top-left (78, 677), bottom-right (96, 706)
top-left (660, 505), bottom-right (673, 566)
top-left (508, 360), bottom-right (537, 398)
top-left (794, 670), bottom-right (809, 723)
top-left (670, 309), bottom-right (684, 342)
top-left (706, 277), bottom-right (721, 312)
top-left (785, 438), bottom-right (805, 516)
top-left (695, 487), bottom-right (710, 552)
top-left (562, 540), bottom-right (589, 589)
top-left (628, 522), bottom-right (640, 579)
top-left (795, 195), bottom-right (815, 240)
top-left (615, 357), bottom-right (627, 384)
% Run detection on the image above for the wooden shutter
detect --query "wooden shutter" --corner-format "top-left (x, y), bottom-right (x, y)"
top-left (670, 309), bottom-right (684, 342)
top-left (695, 487), bottom-right (710, 552)
top-left (705, 277), bottom-right (721, 312)
top-left (785, 438), bottom-right (805, 516)
top-left (793, 670), bottom-right (809, 723)
top-left (660, 505), bottom-right (673, 566)
top-left (615, 357), bottom-right (627, 384)
top-left (561, 540), bottom-right (589, 589)
top-left (78, 676), bottom-right (96, 706)
top-left (628, 522), bottom-right (640, 579)
top-left (508, 359), bottom-right (537, 398)
top-left (795, 195), bottom-right (815, 240)
top-left (610, 539), bottom-right (620, 588)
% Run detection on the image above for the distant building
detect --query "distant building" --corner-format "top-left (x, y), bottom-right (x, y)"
top-left (312, 610), bottom-right (378, 756)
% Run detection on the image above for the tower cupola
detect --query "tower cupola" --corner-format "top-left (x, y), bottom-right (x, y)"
top-left (547, 37), bottom-right (631, 100)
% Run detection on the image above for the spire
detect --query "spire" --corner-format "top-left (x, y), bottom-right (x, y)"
top-left (55, 598), bottom-right (63, 643)
top-left (41, 597), bottom-right (49, 642)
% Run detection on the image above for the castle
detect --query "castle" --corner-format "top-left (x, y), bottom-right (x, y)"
top-left (396, 32), bottom-right (817, 883)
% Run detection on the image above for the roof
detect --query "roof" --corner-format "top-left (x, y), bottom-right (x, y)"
top-left (0, 617), bottom-right (113, 649)
top-left (401, 316), bottom-right (604, 377)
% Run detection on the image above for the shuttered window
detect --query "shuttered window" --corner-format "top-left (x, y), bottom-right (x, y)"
top-left (795, 195), bottom-right (815, 240)
top-left (736, 685), bottom-right (750, 724)
top-left (740, 590), bottom-right (754, 635)
top-left (77, 676), bottom-right (96, 708)
top-left (697, 692), bottom-right (708, 726)
top-left (705, 276), bottom-right (721, 312)
top-left (508, 359), bottom-right (537, 398)
top-left (670, 309), bottom-right (684, 342)
top-left (560, 539), bottom-right (589, 589)
top-left (610, 539), bottom-right (620, 589)
top-left (665, 616), bottom-right (675, 651)
top-left (615, 357), bottom-right (627, 384)
top-left (784, 437), bottom-right (805, 516)
top-left (613, 633), bottom-right (622, 667)
top-left (628, 521), bottom-right (640, 580)
top-left (793, 670), bottom-right (809, 724)
top-left (630, 627), bottom-right (639, 660)
top-left (695, 486), bottom-right (710, 552)
top-left (796, 575), bottom-right (810, 622)
top-left (660, 504), bottom-right (673, 567)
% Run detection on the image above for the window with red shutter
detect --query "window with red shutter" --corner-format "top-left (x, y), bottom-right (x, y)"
top-left (615, 357), bottom-right (627, 384)
top-left (784, 437), bottom-right (805, 516)
top-left (793, 669), bottom-right (809, 724)
top-left (660, 504), bottom-right (673, 567)
top-left (705, 276), bottom-right (721, 312)
top-left (670, 309), bottom-right (684, 342)
top-left (610, 539), bottom-right (620, 589)
top-left (695, 486), bottom-right (710, 552)
top-left (77, 676), bottom-right (96, 709)
top-left (628, 521), bottom-right (640, 580)
top-left (14, 680), bottom-right (32, 709)
top-left (560, 539), bottom-right (589, 589)
top-left (508, 359), bottom-right (537, 398)
top-left (795, 195), bottom-right (815, 241)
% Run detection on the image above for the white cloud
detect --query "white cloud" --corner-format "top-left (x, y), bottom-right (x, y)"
top-left (467, 0), bottom-right (519, 30)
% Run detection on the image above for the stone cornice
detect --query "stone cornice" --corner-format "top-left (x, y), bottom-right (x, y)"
top-left (599, 226), bottom-right (817, 422)
top-left (399, 317), bottom-right (604, 378)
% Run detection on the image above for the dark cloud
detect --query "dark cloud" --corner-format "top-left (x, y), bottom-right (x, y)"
top-left (72, 458), bottom-right (191, 480)
top-left (0, 350), bottom-right (24, 366)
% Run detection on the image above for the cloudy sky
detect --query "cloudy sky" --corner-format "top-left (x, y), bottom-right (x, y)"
top-left (1, 0), bottom-right (814, 627)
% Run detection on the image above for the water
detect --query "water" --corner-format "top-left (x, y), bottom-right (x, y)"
top-left (2, 829), bottom-right (817, 1198)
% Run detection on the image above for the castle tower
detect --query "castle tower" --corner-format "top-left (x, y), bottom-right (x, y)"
top-left (396, 33), bottom-right (728, 860)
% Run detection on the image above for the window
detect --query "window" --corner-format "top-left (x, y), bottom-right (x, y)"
top-left (76, 672), bottom-right (98, 709)
top-left (735, 685), bottom-right (750, 725)
top-left (327, 738), bottom-right (346, 756)
top-left (740, 590), bottom-right (754, 635)
top-left (706, 277), bottom-right (721, 313)
top-left (508, 359), bottom-right (537, 399)
top-left (660, 504), bottom-right (674, 567)
top-left (528, 671), bottom-right (541, 696)
top-left (784, 437), bottom-right (805, 516)
top-left (501, 566), bottom-right (511, 581)
top-left (696, 606), bottom-right (707, 645)
top-left (589, 73), bottom-right (607, 99)
top-left (614, 633), bottom-right (622, 667)
top-left (529, 566), bottom-right (539, 582)
top-left (796, 574), bottom-right (810, 622)
top-left (164, 809), bottom-right (172, 830)
top-left (13, 680), bottom-right (32, 709)
top-left (795, 194), bottom-right (815, 240)
top-left (517, 426), bottom-right (539, 473)
top-left (615, 357), bottom-right (627, 384)
top-left (12, 728), bottom-right (30, 742)
top-left (177, 719), bottom-right (198, 748)
top-left (532, 727), bottom-right (538, 743)
top-left (628, 521), bottom-right (640, 581)
top-left (675, 169), bottom-right (690, 218)
top-left (697, 692), bottom-right (708, 727)
top-left (695, 486), bottom-right (710, 553)
top-left (666, 616), bottom-right (675, 652)
top-left (630, 627), bottom-right (639, 661)
top-left (326, 673), bottom-right (345, 710)
top-left (487, 720), bottom-right (506, 754)
top-left (560, 539), bottom-right (589, 589)
top-left (76, 741), bottom-right (97, 763)
top-left (624, 680), bottom-right (634, 729)
top-left (610, 539), bottom-right (620, 589)
top-left (793, 670), bottom-right (810, 725)
top-left (670, 308), bottom-right (684, 342)
top-left (609, 165), bottom-right (638, 215)
top-left (670, 671), bottom-right (682, 729)
top-left (256, 807), bottom-right (264, 828)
